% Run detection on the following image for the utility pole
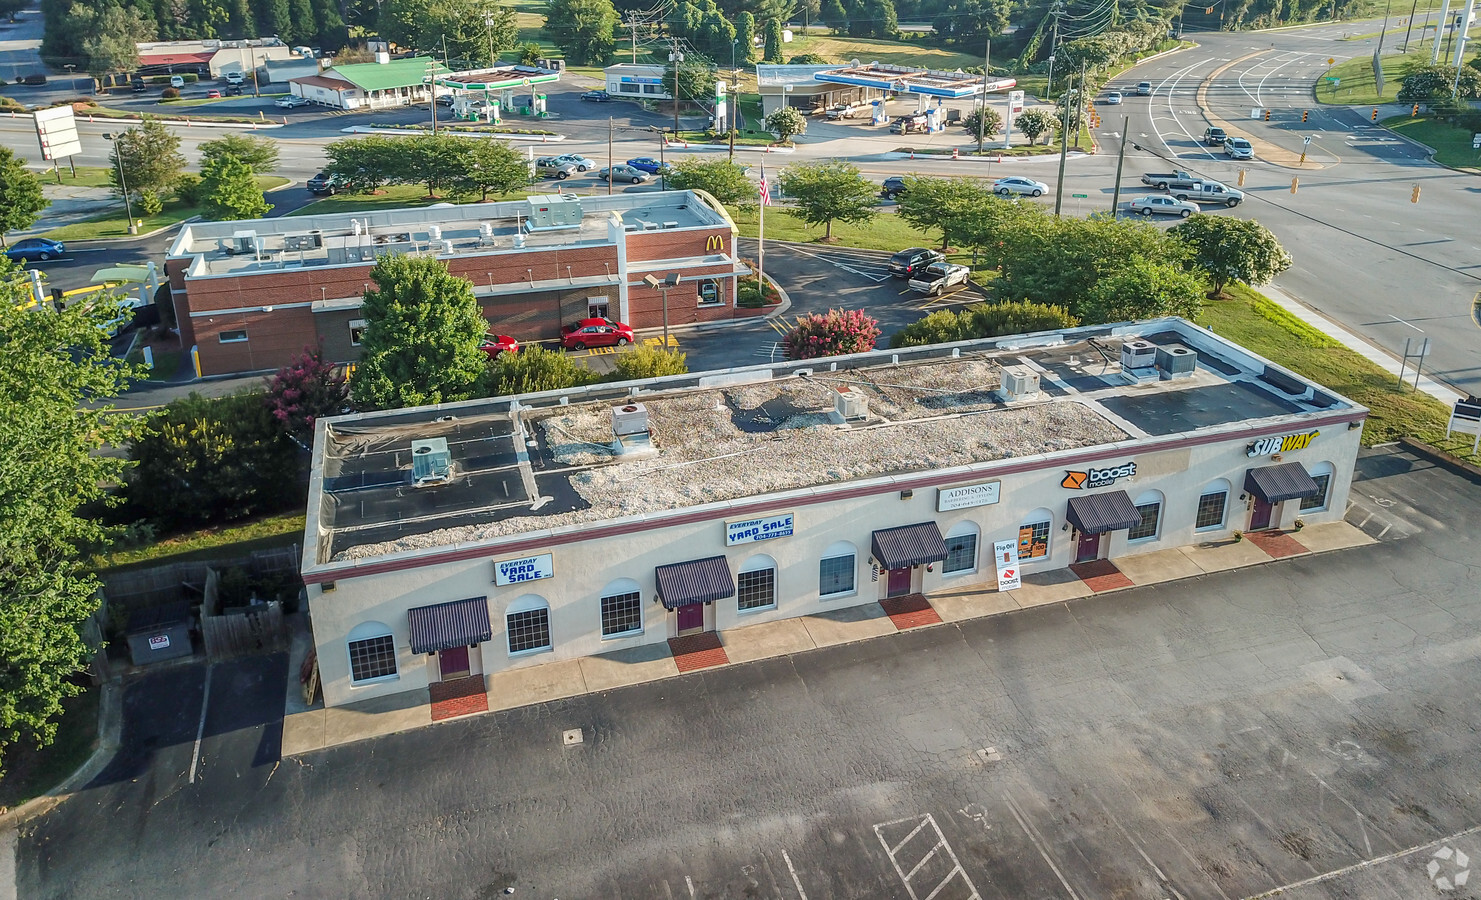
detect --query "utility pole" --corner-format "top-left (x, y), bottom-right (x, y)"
top-left (729, 39), bottom-right (738, 161)
top-left (485, 9), bottom-right (497, 67)
top-left (1053, 69), bottom-right (1071, 217)
top-left (1376, 0), bottom-right (1393, 55)
top-left (1045, 4), bottom-right (1061, 97)
top-left (428, 60), bottom-right (439, 134)
top-left (976, 40), bottom-right (991, 154)
top-left (670, 37), bottom-right (683, 136)
top-left (608, 117), bottom-right (614, 195)
top-left (626, 13), bottom-right (639, 63)
top-left (1075, 58), bottom-right (1086, 149)
top-left (1109, 115), bottom-right (1128, 218)
top-left (1403, 0), bottom-right (1419, 50)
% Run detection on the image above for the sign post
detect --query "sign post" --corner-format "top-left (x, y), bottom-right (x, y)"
top-left (33, 106), bottom-right (82, 181)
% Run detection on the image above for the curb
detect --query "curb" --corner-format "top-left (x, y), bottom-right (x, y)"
top-left (662, 141), bottom-right (798, 154)
top-left (3, 110), bottom-right (283, 130)
top-left (1399, 437), bottom-right (1481, 482)
top-left (0, 679), bottom-right (122, 830)
top-left (339, 125), bottom-right (566, 142)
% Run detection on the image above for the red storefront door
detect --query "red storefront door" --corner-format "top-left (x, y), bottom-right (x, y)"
top-left (887, 567), bottom-right (912, 597)
top-left (676, 603), bottom-right (705, 634)
top-left (438, 646), bottom-right (470, 681)
top-left (1250, 497), bottom-right (1274, 531)
top-left (1076, 531), bottom-right (1102, 563)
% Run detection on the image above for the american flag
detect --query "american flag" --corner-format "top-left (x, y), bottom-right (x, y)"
top-left (758, 166), bottom-right (772, 206)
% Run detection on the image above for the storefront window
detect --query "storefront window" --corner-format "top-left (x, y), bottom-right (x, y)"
top-left (346, 621), bottom-right (397, 684)
top-left (697, 279), bottom-right (722, 305)
top-left (1018, 511), bottom-right (1052, 560)
top-left (943, 523), bottom-right (979, 574)
top-left (600, 584), bottom-right (643, 638)
top-left (506, 595), bottom-right (552, 655)
top-left (1196, 479), bottom-right (1230, 530)
top-left (819, 541), bottom-right (856, 597)
top-left (1128, 492), bottom-right (1162, 542)
top-left (349, 319), bottom-right (367, 347)
top-left (1301, 466), bottom-right (1333, 511)
top-left (738, 554), bottom-right (777, 610)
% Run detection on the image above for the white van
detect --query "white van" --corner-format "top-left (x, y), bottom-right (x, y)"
top-left (169, 75), bottom-right (185, 89)
top-left (225, 71), bottom-right (244, 85)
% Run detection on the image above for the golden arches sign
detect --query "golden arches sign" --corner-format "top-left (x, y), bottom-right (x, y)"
top-left (705, 234), bottom-right (724, 252)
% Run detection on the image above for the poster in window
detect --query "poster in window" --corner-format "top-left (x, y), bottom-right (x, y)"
top-left (698, 279), bottom-right (721, 305)
top-left (1019, 525), bottom-right (1048, 560)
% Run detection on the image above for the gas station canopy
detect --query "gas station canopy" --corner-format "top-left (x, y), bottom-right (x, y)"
top-left (814, 62), bottom-right (1016, 98)
top-left (433, 65), bottom-right (561, 92)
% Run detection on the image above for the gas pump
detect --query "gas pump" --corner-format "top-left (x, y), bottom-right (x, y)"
top-left (531, 92), bottom-right (547, 116)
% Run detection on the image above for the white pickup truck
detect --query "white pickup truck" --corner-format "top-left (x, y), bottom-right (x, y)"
top-left (824, 102), bottom-right (869, 120)
top-left (908, 262), bottom-right (971, 296)
top-left (1171, 180), bottom-right (1244, 208)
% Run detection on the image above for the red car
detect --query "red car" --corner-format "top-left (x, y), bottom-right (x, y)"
top-left (206, 89), bottom-right (222, 98)
top-left (561, 318), bottom-right (634, 350)
top-left (479, 334), bottom-right (520, 356)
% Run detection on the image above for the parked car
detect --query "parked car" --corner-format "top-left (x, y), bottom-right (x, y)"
top-left (479, 335), bottom-right (521, 356)
top-left (1224, 136), bottom-right (1254, 159)
top-left (626, 157), bottom-right (671, 175)
top-left (206, 88), bottom-right (221, 98)
top-left (535, 157), bottom-right (578, 179)
top-left (889, 114), bottom-right (928, 134)
top-left (908, 262), bottom-right (971, 296)
top-left (1172, 181), bottom-right (1244, 207)
top-left (553, 154), bottom-right (595, 172)
top-left (225, 71), bottom-right (245, 85)
top-left (824, 101), bottom-right (869, 120)
top-left (581, 90), bottom-right (612, 102)
top-left (1128, 195), bottom-right (1200, 217)
top-left (1203, 126), bottom-right (1227, 146)
top-left (4, 237), bottom-right (65, 262)
top-left (169, 75), bottom-right (185, 89)
top-left (1136, 81), bottom-right (1152, 95)
top-left (993, 176), bottom-right (1048, 197)
top-left (275, 95), bottom-right (309, 108)
top-left (1104, 91), bottom-right (1123, 105)
top-left (599, 164), bottom-right (650, 184)
top-left (225, 85), bottom-right (244, 96)
top-left (880, 175), bottom-right (907, 200)
top-left (435, 93), bottom-right (455, 106)
top-left (131, 77), bottom-right (147, 93)
top-left (888, 247), bottom-right (943, 278)
top-left (561, 318), bottom-right (635, 350)
top-left (307, 171), bottom-right (344, 195)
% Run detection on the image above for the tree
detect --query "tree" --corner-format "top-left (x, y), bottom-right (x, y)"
top-left (662, 50), bottom-right (715, 110)
top-left (1013, 107), bottom-right (1052, 145)
top-left (994, 215), bottom-right (1190, 316)
top-left (516, 41), bottom-right (543, 64)
top-left (777, 159), bottom-right (877, 239)
top-left (1171, 214), bottom-right (1292, 295)
top-left (543, 0), bottom-right (619, 65)
top-left (0, 0), bottom-right (27, 20)
top-left (400, 133), bottom-right (475, 197)
top-left (668, 158), bottom-right (755, 206)
top-left (467, 139), bottom-right (531, 200)
top-left (953, 193), bottom-right (1050, 272)
top-left (325, 135), bottom-right (404, 193)
top-left (611, 346), bottom-right (689, 380)
top-left (265, 344), bottom-right (350, 443)
top-left (109, 119), bottom-right (186, 200)
top-left (354, 255), bottom-right (489, 410)
top-left (895, 176), bottom-right (992, 250)
top-left (199, 134), bottom-right (279, 174)
top-left (962, 107), bottom-right (1002, 144)
top-left (485, 346), bottom-right (598, 396)
top-left (1398, 64), bottom-right (1481, 101)
top-left (734, 11), bottom-right (757, 63)
top-left (1079, 258), bottom-right (1206, 323)
top-left (0, 148), bottom-right (47, 249)
top-left (763, 17), bottom-right (784, 61)
top-left (933, 0), bottom-right (1010, 47)
top-left (47, 3), bottom-right (154, 86)
top-left (861, 0), bottom-right (896, 37)
top-left (289, 0), bottom-right (316, 42)
top-left (310, 0), bottom-right (349, 48)
top-left (200, 154), bottom-right (273, 220)
top-left (820, 0), bottom-right (847, 33)
top-left (0, 258), bottom-right (138, 776)
top-left (765, 105), bottom-right (806, 143)
top-left (784, 308), bottom-right (881, 359)
top-left (264, 0), bottom-right (293, 42)
top-left (890, 300), bottom-right (1079, 347)
top-left (380, 0), bottom-right (516, 65)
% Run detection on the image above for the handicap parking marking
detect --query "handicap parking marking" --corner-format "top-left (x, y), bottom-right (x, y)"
top-left (873, 813), bottom-right (982, 900)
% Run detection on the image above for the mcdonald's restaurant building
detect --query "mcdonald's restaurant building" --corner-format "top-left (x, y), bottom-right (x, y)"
top-left (163, 190), bottom-right (751, 377)
top-left (300, 318), bottom-right (1366, 709)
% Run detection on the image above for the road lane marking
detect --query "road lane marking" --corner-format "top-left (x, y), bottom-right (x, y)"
top-left (781, 850), bottom-right (808, 900)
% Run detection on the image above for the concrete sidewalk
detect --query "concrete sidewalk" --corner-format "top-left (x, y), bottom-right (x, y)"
top-left (281, 520), bottom-right (1374, 757)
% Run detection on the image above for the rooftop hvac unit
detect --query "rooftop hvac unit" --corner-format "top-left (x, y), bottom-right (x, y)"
top-left (428, 225), bottom-right (442, 241)
top-left (478, 222), bottom-right (495, 245)
top-left (611, 403), bottom-right (650, 437)
top-left (525, 194), bottom-right (583, 231)
top-left (662, 220), bottom-right (679, 228)
top-left (1155, 344), bottom-right (1197, 379)
top-left (373, 232), bottom-right (412, 245)
top-left (834, 385), bottom-right (869, 421)
top-left (283, 232), bottom-right (323, 251)
top-left (1120, 339), bottom-right (1157, 370)
top-left (228, 230), bottom-right (260, 256)
top-left (410, 438), bottom-right (453, 485)
top-left (997, 365), bottom-right (1040, 402)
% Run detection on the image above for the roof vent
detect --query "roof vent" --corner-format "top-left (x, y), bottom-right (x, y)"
top-left (997, 365), bottom-right (1040, 403)
top-left (428, 224), bottom-right (442, 241)
top-left (1155, 343), bottom-right (1197, 379)
top-left (373, 232), bottom-right (412, 245)
top-left (834, 385), bottom-right (869, 421)
top-left (410, 438), bottom-right (453, 485)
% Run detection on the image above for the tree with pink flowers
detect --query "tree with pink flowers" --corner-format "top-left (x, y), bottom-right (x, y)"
top-left (783, 308), bottom-right (881, 360)
top-left (264, 344), bottom-right (350, 444)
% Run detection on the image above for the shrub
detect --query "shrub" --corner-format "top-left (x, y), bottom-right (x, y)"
top-left (161, 86), bottom-right (180, 99)
top-left (891, 301), bottom-right (1079, 348)
top-left (784, 308), bottom-right (880, 359)
top-left (264, 344), bottom-right (350, 442)
top-left (485, 345), bottom-right (599, 396)
top-left (137, 189), bottom-right (164, 216)
top-left (173, 173), bottom-right (203, 206)
top-left (610, 347), bottom-right (688, 381)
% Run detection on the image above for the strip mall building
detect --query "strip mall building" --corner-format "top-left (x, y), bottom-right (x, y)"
top-left (299, 318), bottom-right (1365, 709)
top-left (163, 191), bottom-right (748, 376)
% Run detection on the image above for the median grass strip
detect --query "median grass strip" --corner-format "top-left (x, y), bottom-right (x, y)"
top-left (1384, 115), bottom-right (1481, 169)
top-left (41, 175), bottom-right (292, 241)
top-left (91, 510), bottom-right (306, 574)
top-left (1315, 41), bottom-right (1480, 105)
top-left (28, 165), bottom-right (115, 188)
top-left (0, 685), bottom-right (99, 812)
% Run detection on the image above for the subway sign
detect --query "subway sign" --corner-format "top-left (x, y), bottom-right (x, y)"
top-left (1061, 461), bottom-right (1136, 489)
top-left (494, 553), bottom-right (554, 586)
top-left (726, 512), bottom-right (794, 545)
top-left (1247, 430), bottom-right (1319, 458)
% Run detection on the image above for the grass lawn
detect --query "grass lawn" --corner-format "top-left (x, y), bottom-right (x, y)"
top-left (730, 204), bottom-right (935, 249)
top-left (41, 176), bottom-right (291, 241)
top-left (285, 183), bottom-right (532, 216)
top-left (1315, 41), bottom-right (1479, 105)
top-left (29, 165), bottom-right (115, 188)
top-left (91, 510), bottom-right (306, 573)
top-left (0, 685), bottom-right (99, 812)
top-left (1385, 114), bottom-right (1481, 169)
top-left (782, 33), bottom-right (982, 70)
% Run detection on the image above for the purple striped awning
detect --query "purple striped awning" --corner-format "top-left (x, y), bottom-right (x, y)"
top-left (1066, 491), bottom-right (1142, 535)
top-left (655, 556), bottom-right (735, 610)
top-left (871, 522), bottom-right (949, 570)
top-left (408, 597), bottom-right (492, 654)
top-left (1244, 463), bottom-right (1321, 504)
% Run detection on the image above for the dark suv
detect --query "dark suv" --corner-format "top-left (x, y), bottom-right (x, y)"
top-left (888, 247), bottom-right (943, 278)
top-left (307, 171), bottom-right (344, 195)
top-left (880, 175), bottom-right (907, 200)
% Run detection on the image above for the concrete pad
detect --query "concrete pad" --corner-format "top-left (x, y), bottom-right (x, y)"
top-left (1009, 577), bottom-right (1093, 609)
top-left (487, 658), bottom-right (589, 713)
top-left (320, 690), bottom-right (430, 749)
top-left (1113, 547), bottom-right (1206, 586)
top-left (1178, 537), bottom-right (1273, 573)
top-left (722, 617), bottom-right (817, 664)
top-left (1293, 521), bottom-right (1375, 553)
top-left (801, 602), bottom-right (897, 648)
top-left (928, 589), bottom-right (1019, 623)
top-left (579, 645), bottom-right (680, 692)
top-left (280, 708), bottom-right (326, 757)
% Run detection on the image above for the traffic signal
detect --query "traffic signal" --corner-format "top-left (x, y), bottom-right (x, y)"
top-left (1264, 108), bottom-right (1271, 121)
top-left (1290, 177), bottom-right (1298, 194)
top-left (1371, 107), bottom-right (1379, 121)
top-left (1206, 4), bottom-right (1213, 11)
top-left (1412, 104), bottom-right (1420, 116)
top-left (1301, 109), bottom-right (1308, 122)
top-left (1411, 184), bottom-right (1421, 203)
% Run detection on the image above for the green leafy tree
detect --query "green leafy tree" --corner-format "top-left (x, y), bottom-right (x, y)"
top-left (137, 189), bottom-right (165, 217)
top-left (311, 0), bottom-right (348, 48)
top-left (610, 346), bottom-right (689, 380)
top-left (200, 154), bottom-right (273, 220)
top-left (1171, 214), bottom-right (1292, 295)
top-left (0, 148), bottom-right (47, 249)
top-left (953, 194), bottom-right (1050, 272)
top-left (861, 0), bottom-right (896, 37)
top-left (734, 11), bottom-right (757, 63)
top-left (199, 133), bottom-right (280, 174)
top-left (784, 308), bottom-right (881, 359)
top-left (995, 215), bottom-right (1189, 316)
top-left (777, 159), bottom-right (877, 239)
top-left (381, 0), bottom-right (516, 65)
top-left (48, 3), bottom-right (154, 86)
top-left (962, 106), bottom-right (1003, 147)
top-left (109, 119), bottom-right (186, 200)
top-left (763, 17), bottom-right (784, 61)
top-left (467, 139), bottom-right (531, 200)
top-left (820, 0), bottom-right (847, 33)
top-left (516, 42), bottom-right (543, 65)
top-left (1398, 64), bottom-right (1481, 101)
top-left (0, 259), bottom-right (139, 776)
top-left (354, 255), bottom-right (489, 410)
top-left (1013, 107), bottom-right (1052, 145)
top-left (933, 0), bottom-right (1010, 47)
top-left (1079, 258), bottom-right (1206, 323)
top-left (485, 345), bottom-right (598, 395)
top-left (399, 133), bottom-right (475, 197)
top-left (891, 300), bottom-right (1079, 347)
top-left (0, 0), bottom-right (27, 20)
top-left (127, 392), bottom-right (300, 530)
top-left (789, 52), bottom-right (828, 63)
top-left (895, 176), bottom-right (992, 250)
top-left (288, 0), bottom-right (316, 42)
top-left (765, 105), bottom-right (807, 143)
top-left (265, 344), bottom-right (350, 443)
top-left (264, 0), bottom-right (292, 40)
top-left (543, 0), bottom-right (619, 65)
top-left (662, 50), bottom-right (715, 109)
top-left (325, 134), bottom-right (404, 193)
top-left (667, 158), bottom-right (754, 207)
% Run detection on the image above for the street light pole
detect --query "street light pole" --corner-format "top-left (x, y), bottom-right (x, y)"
top-left (104, 132), bottom-right (137, 235)
top-left (976, 39), bottom-right (990, 154)
top-left (729, 40), bottom-right (738, 162)
top-left (1053, 72), bottom-right (1071, 218)
top-left (1110, 115), bottom-right (1128, 217)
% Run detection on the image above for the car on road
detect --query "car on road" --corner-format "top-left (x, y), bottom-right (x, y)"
top-left (276, 95), bottom-right (309, 108)
top-left (626, 157), bottom-right (672, 175)
top-left (534, 157), bottom-right (578, 179)
top-left (169, 75), bottom-right (185, 89)
top-left (225, 85), bottom-right (244, 96)
top-left (880, 175), bottom-right (907, 200)
top-left (1128, 195), bottom-right (1200, 217)
top-left (479, 334), bottom-right (521, 356)
top-left (908, 261), bottom-right (971, 296)
top-left (5, 237), bottom-right (65, 262)
top-left (561, 318), bottom-right (634, 350)
top-left (206, 88), bottom-right (221, 98)
top-left (436, 94), bottom-right (455, 106)
top-left (225, 71), bottom-right (245, 85)
top-left (1104, 91), bottom-right (1123, 105)
top-left (1203, 126), bottom-right (1227, 146)
top-left (307, 171), bottom-right (345, 195)
top-left (888, 247), bottom-right (944, 278)
top-left (599, 164), bottom-right (650, 184)
top-left (553, 153), bottom-right (596, 172)
top-left (1224, 136), bottom-right (1254, 159)
top-left (1172, 181), bottom-right (1244, 207)
top-left (993, 176), bottom-right (1048, 197)
top-left (1136, 81), bottom-right (1152, 95)
top-left (1140, 170), bottom-right (1201, 191)
top-left (581, 90), bottom-right (613, 102)
top-left (131, 77), bottom-right (147, 92)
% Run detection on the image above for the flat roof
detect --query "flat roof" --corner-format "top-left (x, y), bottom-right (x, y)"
top-left (814, 63), bottom-right (1016, 97)
top-left (436, 65), bottom-right (559, 90)
top-left (304, 319), bottom-right (1365, 572)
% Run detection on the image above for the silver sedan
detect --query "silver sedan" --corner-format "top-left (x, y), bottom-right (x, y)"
top-left (992, 176), bottom-right (1048, 197)
top-left (1127, 195), bottom-right (1200, 218)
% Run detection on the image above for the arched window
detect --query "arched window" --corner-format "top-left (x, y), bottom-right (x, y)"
top-left (1128, 490), bottom-right (1164, 541)
top-left (1301, 462), bottom-right (1334, 512)
top-left (1017, 508), bottom-right (1053, 560)
top-left (818, 540), bottom-right (857, 598)
top-left (1196, 478), bottom-right (1232, 531)
top-left (737, 554), bottom-right (777, 611)
top-left (943, 521), bottom-right (980, 575)
top-left (346, 621), bottom-right (397, 684)
top-left (599, 577), bottom-right (644, 638)
top-left (505, 594), bottom-right (552, 655)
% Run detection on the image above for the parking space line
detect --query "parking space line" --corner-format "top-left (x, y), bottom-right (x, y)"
top-left (781, 850), bottom-right (808, 900)
top-left (1003, 793), bottom-right (1081, 900)
top-left (1244, 822), bottom-right (1481, 900)
top-left (873, 814), bottom-right (981, 900)
top-left (188, 664), bottom-right (212, 784)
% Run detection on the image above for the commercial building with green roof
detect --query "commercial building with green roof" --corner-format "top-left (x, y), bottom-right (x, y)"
top-left (288, 55), bottom-right (449, 110)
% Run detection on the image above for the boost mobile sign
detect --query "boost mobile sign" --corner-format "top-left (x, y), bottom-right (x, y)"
top-left (1061, 461), bottom-right (1136, 489)
top-left (1247, 430), bottom-right (1318, 458)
